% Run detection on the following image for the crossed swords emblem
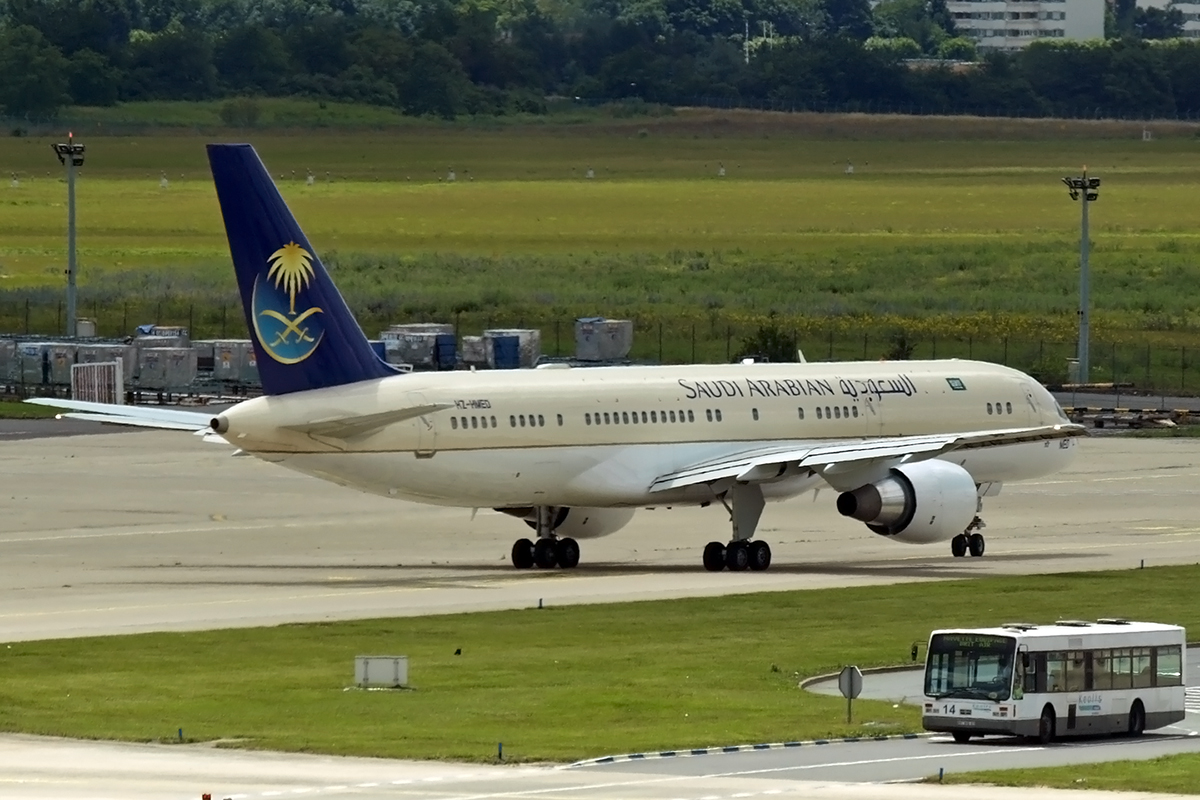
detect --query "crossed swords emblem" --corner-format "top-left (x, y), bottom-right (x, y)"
top-left (259, 306), bottom-right (324, 347)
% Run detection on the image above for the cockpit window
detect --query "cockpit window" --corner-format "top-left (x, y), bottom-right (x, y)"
top-left (1054, 401), bottom-right (1070, 424)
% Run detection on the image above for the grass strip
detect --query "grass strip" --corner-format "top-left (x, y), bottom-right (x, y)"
top-left (1, 565), bottom-right (1198, 762)
top-left (937, 753), bottom-right (1200, 795)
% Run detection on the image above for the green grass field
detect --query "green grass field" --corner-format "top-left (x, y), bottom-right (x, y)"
top-left (5, 107), bottom-right (1200, 385)
top-left (941, 753), bottom-right (1200, 794)
top-left (1, 564), bottom-right (1198, 764)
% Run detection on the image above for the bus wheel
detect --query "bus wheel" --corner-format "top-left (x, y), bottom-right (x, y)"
top-left (952, 732), bottom-right (972, 744)
top-left (1037, 707), bottom-right (1055, 744)
top-left (1128, 701), bottom-right (1146, 737)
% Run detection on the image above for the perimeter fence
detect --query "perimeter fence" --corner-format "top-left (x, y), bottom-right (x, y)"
top-left (4, 297), bottom-right (1200, 397)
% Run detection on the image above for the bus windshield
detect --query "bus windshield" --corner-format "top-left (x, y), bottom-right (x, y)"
top-left (925, 633), bottom-right (1017, 702)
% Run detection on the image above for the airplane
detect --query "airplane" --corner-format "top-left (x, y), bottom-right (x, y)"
top-left (30, 144), bottom-right (1086, 572)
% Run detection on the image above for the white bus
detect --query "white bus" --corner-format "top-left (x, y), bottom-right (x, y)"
top-left (922, 619), bottom-right (1186, 743)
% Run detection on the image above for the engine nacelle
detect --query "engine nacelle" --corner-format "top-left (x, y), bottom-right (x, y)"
top-left (499, 506), bottom-right (636, 540)
top-left (835, 460), bottom-right (977, 544)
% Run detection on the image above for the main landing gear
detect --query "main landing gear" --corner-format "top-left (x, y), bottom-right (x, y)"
top-left (703, 483), bottom-right (773, 572)
top-left (511, 506), bottom-right (580, 570)
top-left (951, 516), bottom-right (986, 558)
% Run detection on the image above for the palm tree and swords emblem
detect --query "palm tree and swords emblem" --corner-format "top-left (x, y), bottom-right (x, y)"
top-left (253, 241), bottom-right (325, 363)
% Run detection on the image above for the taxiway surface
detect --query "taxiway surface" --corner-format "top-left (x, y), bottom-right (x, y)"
top-left (2, 426), bottom-right (1200, 641)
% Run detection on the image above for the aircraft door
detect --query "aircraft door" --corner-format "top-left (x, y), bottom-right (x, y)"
top-left (863, 394), bottom-right (884, 436)
top-left (1020, 382), bottom-right (1038, 425)
top-left (411, 391), bottom-right (437, 458)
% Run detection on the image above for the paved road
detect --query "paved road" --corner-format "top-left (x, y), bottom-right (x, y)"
top-left (1053, 391), bottom-right (1200, 411)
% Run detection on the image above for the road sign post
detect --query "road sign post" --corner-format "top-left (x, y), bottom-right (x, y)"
top-left (838, 665), bottom-right (863, 724)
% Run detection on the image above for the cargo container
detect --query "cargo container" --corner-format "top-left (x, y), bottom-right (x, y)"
top-left (460, 335), bottom-right (491, 368)
top-left (0, 339), bottom-right (17, 383)
top-left (138, 347), bottom-right (197, 390)
top-left (575, 318), bottom-right (634, 361)
top-left (209, 340), bottom-right (257, 384)
top-left (380, 322), bottom-right (454, 339)
top-left (77, 343), bottom-right (137, 381)
top-left (484, 328), bottom-right (541, 368)
top-left (47, 343), bottom-right (78, 385)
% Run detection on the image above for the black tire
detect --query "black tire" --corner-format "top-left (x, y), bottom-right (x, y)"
top-left (1037, 706), bottom-right (1055, 744)
top-left (952, 732), bottom-right (972, 744)
top-left (533, 538), bottom-right (558, 569)
top-left (726, 541), bottom-right (750, 571)
top-left (511, 538), bottom-right (535, 569)
top-left (555, 537), bottom-right (580, 569)
top-left (1128, 701), bottom-right (1146, 737)
top-left (951, 535), bottom-right (967, 558)
top-left (749, 541), bottom-right (772, 571)
top-left (968, 533), bottom-right (985, 557)
top-left (702, 541), bottom-right (726, 572)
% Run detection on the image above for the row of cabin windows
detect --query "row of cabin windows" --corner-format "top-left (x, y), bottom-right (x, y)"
top-left (809, 405), bottom-right (858, 420)
top-left (1023, 645), bottom-right (1183, 694)
top-left (451, 415), bottom-right (497, 430)
top-left (988, 402), bottom-right (1014, 415)
top-left (586, 409), bottom-right (705, 426)
top-left (509, 414), bottom-right (564, 428)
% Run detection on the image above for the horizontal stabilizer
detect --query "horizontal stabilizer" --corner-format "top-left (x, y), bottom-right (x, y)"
top-left (26, 398), bottom-right (213, 431)
top-left (282, 404), bottom-right (447, 441)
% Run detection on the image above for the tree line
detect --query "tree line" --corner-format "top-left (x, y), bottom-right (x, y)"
top-left (1, 0), bottom-right (1199, 121)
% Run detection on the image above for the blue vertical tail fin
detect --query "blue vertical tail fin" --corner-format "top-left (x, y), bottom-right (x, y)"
top-left (207, 143), bottom-right (396, 395)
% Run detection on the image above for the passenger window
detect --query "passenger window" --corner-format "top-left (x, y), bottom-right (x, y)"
top-left (852, 406), bottom-right (858, 418)
top-left (631, 412), bottom-right (638, 424)
top-left (471, 417), bottom-right (478, 429)
top-left (752, 408), bottom-right (759, 421)
top-left (843, 406), bottom-right (849, 418)
top-left (604, 412), bottom-right (611, 424)
top-left (621, 412), bottom-right (629, 424)
top-left (1006, 402), bottom-right (1012, 414)
top-left (641, 411), bottom-right (648, 423)
top-left (556, 414), bottom-right (563, 426)
top-left (706, 409), bottom-right (713, 422)
top-left (519, 415), bottom-right (526, 427)
top-left (451, 417), bottom-right (458, 430)
top-left (669, 410), bottom-right (677, 422)
top-left (834, 407), bottom-right (840, 419)
top-left (987, 403), bottom-right (993, 414)
top-left (510, 415), bottom-right (516, 427)
top-left (651, 410), bottom-right (657, 423)
top-left (715, 409), bottom-right (722, 422)
top-left (491, 416), bottom-right (497, 427)
top-left (798, 407), bottom-right (804, 420)
top-left (816, 407), bottom-right (822, 419)
top-left (538, 414), bottom-right (545, 427)
top-left (585, 413), bottom-right (591, 425)
top-left (687, 409), bottom-right (694, 422)
top-left (1156, 645), bottom-right (1182, 687)
top-left (825, 406), bottom-right (831, 419)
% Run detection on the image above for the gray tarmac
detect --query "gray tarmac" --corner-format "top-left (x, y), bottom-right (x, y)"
top-left (3, 423), bottom-right (1200, 799)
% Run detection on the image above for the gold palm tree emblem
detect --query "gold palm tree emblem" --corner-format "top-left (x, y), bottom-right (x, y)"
top-left (267, 241), bottom-right (314, 315)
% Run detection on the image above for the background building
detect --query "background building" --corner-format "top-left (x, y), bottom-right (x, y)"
top-left (947, 0), bottom-right (1105, 50)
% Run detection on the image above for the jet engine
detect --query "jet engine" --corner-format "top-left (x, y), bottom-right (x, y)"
top-left (498, 506), bottom-right (636, 539)
top-left (835, 460), bottom-right (976, 544)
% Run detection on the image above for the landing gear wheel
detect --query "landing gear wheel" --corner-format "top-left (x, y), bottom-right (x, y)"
top-left (726, 541), bottom-right (750, 572)
top-left (1037, 707), bottom-right (1056, 745)
top-left (703, 541), bottom-right (726, 572)
top-left (749, 540), bottom-right (772, 571)
top-left (952, 732), bottom-right (972, 744)
top-left (555, 537), bottom-right (580, 569)
top-left (1128, 701), bottom-right (1146, 737)
top-left (533, 538), bottom-right (558, 569)
top-left (511, 538), bottom-right (534, 569)
top-left (951, 534), bottom-right (967, 558)
top-left (968, 533), bottom-right (986, 558)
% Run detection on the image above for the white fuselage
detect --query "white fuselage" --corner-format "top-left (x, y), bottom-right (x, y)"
top-left (217, 359), bottom-right (1078, 510)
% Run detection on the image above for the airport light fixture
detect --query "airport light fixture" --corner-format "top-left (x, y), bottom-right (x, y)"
top-left (52, 133), bottom-right (86, 338)
top-left (1062, 168), bottom-right (1100, 385)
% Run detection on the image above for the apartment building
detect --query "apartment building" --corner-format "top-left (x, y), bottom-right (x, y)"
top-left (1137, 0), bottom-right (1200, 39)
top-left (946, 0), bottom-right (1105, 50)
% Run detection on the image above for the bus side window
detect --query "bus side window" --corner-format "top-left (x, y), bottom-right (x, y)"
top-left (1028, 652), bottom-right (1046, 694)
top-left (1091, 649), bottom-right (1113, 691)
top-left (1112, 648), bottom-right (1133, 690)
top-left (1156, 645), bottom-right (1183, 687)
top-left (1066, 651), bottom-right (1085, 693)
top-left (1046, 652), bottom-right (1066, 693)
top-left (1132, 647), bottom-right (1153, 689)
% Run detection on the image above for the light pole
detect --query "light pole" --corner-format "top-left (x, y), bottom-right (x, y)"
top-left (52, 133), bottom-right (86, 338)
top-left (1062, 168), bottom-right (1100, 384)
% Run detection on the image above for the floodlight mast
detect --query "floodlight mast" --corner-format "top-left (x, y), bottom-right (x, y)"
top-left (51, 133), bottom-right (86, 338)
top-left (1062, 167), bottom-right (1099, 384)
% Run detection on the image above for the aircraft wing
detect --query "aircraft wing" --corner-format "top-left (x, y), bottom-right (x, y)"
top-left (649, 423), bottom-right (1086, 493)
top-left (25, 398), bottom-right (214, 431)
